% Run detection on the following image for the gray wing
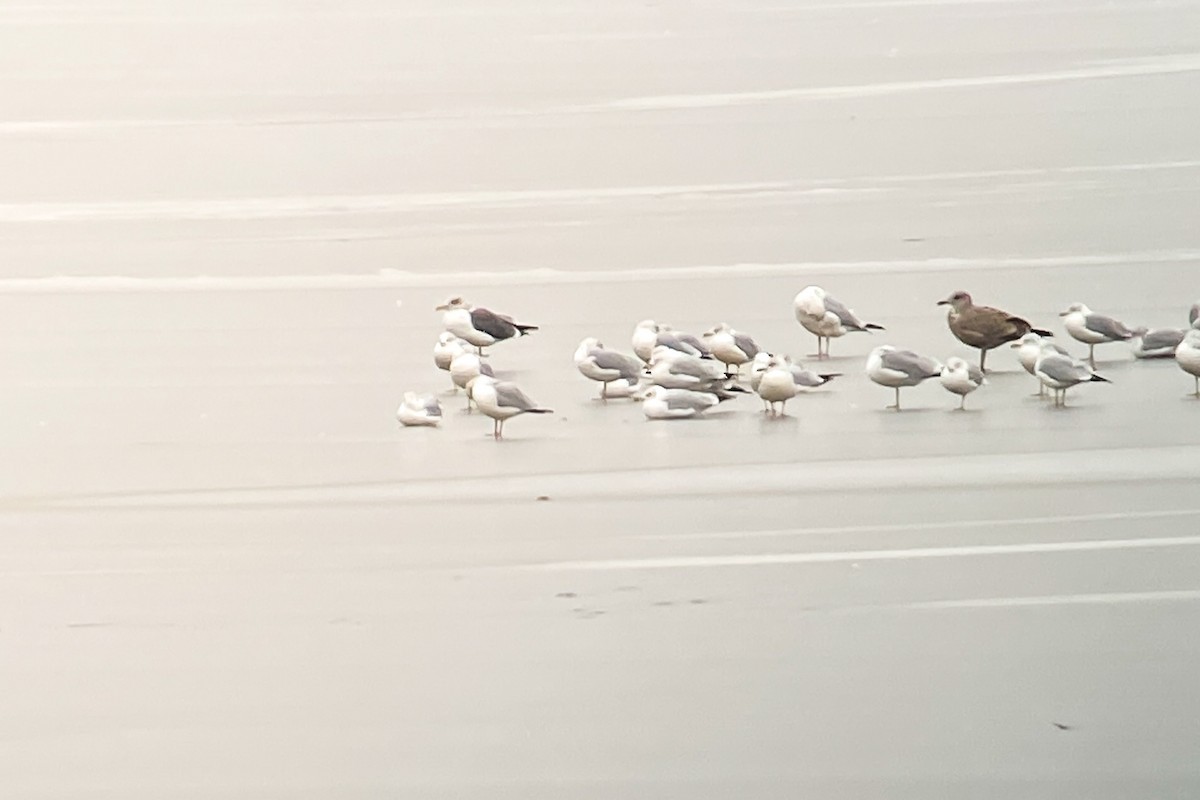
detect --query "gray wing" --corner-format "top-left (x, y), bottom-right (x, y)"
top-left (591, 350), bottom-right (641, 381)
top-left (1142, 329), bottom-right (1185, 351)
top-left (1039, 353), bottom-right (1091, 383)
top-left (966, 363), bottom-right (986, 384)
top-left (1046, 342), bottom-right (1071, 357)
top-left (733, 332), bottom-right (760, 358)
top-left (675, 333), bottom-right (712, 357)
top-left (478, 363), bottom-right (496, 378)
top-left (666, 391), bottom-right (715, 412)
top-left (880, 349), bottom-right (941, 380)
top-left (1084, 313), bottom-right (1133, 341)
top-left (669, 357), bottom-right (721, 380)
top-left (656, 332), bottom-right (701, 356)
top-left (823, 295), bottom-right (866, 330)
top-left (421, 396), bottom-right (443, 416)
top-left (470, 307), bottom-right (518, 340)
top-left (494, 382), bottom-right (540, 411)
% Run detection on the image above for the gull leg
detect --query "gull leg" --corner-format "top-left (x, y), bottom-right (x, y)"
top-left (960, 395), bottom-right (966, 410)
top-left (601, 382), bottom-right (608, 400)
top-left (1088, 344), bottom-right (1095, 368)
top-left (1195, 376), bottom-right (1199, 398)
top-left (888, 386), bottom-right (901, 410)
top-left (979, 348), bottom-right (987, 373)
top-left (780, 400), bottom-right (788, 416)
top-left (1035, 378), bottom-right (1045, 397)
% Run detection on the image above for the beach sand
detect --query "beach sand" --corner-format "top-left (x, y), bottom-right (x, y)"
top-left (2, 1), bottom-right (1200, 797)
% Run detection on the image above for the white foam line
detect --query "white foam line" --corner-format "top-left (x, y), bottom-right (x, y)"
top-left (896, 589), bottom-right (1200, 611)
top-left (520, 535), bottom-right (1200, 572)
top-left (2, 250), bottom-right (1198, 294)
top-left (646, 508), bottom-right (1200, 541)
top-left (581, 54), bottom-right (1200, 112)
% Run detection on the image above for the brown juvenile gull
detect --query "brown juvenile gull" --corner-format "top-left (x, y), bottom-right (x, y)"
top-left (937, 290), bottom-right (1052, 372)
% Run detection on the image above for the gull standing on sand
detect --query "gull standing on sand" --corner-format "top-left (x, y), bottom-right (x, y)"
top-left (1130, 327), bottom-right (1186, 359)
top-left (1012, 333), bottom-right (1070, 396)
top-left (434, 332), bottom-right (470, 373)
top-left (632, 320), bottom-right (710, 363)
top-left (937, 290), bottom-right (1052, 372)
top-left (469, 375), bottom-right (553, 439)
top-left (450, 351), bottom-right (493, 410)
top-left (435, 297), bottom-right (538, 353)
top-left (639, 386), bottom-right (724, 420)
top-left (703, 323), bottom-right (762, 377)
top-left (574, 338), bottom-right (643, 399)
top-left (1033, 340), bottom-right (1110, 408)
top-left (1060, 302), bottom-right (1135, 367)
top-left (1176, 328), bottom-right (1200, 397)
top-left (755, 356), bottom-right (798, 416)
top-left (939, 357), bottom-right (985, 410)
top-left (396, 392), bottom-right (443, 427)
top-left (866, 345), bottom-right (942, 410)
top-left (793, 285), bottom-right (884, 359)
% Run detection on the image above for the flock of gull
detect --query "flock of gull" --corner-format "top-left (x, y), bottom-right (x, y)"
top-left (396, 291), bottom-right (1200, 438)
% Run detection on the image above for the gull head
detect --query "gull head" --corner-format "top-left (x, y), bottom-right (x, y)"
top-left (1011, 332), bottom-right (1042, 349)
top-left (435, 296), bottom-right (470, 312)
top-left (1059, 302), bottom-right (1090, 317)
top-left (937, 290), bottom-right (972, 311)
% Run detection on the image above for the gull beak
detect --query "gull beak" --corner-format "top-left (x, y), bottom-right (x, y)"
top-left (1009, 341), bottom-right (1021, 349)
top-left (1057, 311), bottom-right (1068, 317)
top-left (936, 299), bottom-right (950, 306)
top-left (434, 303), bottom-right (449, 311)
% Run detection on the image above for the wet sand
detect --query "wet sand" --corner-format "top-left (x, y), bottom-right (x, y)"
top-left (3, 1), bottom-right (1200, 797)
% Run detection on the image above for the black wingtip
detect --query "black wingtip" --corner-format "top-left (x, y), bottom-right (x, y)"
top-left (865, 323), bottom-right (886, 331)
top-left (1090, 374), bottom-right (1110, 383)
top-left (1031, 327), bottom-right (1054, 337)
top-left (527, 408), bottom-right (554, 414)
top-left (819, 373), bottom-right (843, 381)
top-left (515, 324), bottom-right (539, 336)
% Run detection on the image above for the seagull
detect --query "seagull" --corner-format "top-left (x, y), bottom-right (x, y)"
top-left (639, 386), bottom-right (723, 420)
top-left (1176, 328), bottom-right (1200, 398)
top-left (646, 346), bottom-right (727, 390)
top-left (1059, 302), bottom-right (1135, 367)
top-left (793, 285), bottom-right (884, 359)
top-left (939, 357), bottom-right (985, 410)
top-left (469, 375), bottom-right (553, 439)
top-left (435, 297), bottom-right (537, 353)
top-left (1011, 333), bottom-right (1070, 397)
top-left (396, 392), bottom-right (443, 427)
top-left (434, 332), bottom-right (470, 374)
top-left (1130, 327), bottom-right (1186, 359)
top-left (574, 338), bottom-right (643, 399)
top-left (865, 345), bottom-right (942, 410)
top-left (1034, 340), bottom-right (1110, 408)
top-left (937, 290), bottom-right (1053, 372)
top-left (748, 352), bottom-right (839, 397)
top-left (755, 356), bottom-right (798, 416)
top-left (703, 323), bottom-right (762, 377)
top-left (449, 351), bottom-right (493, 410)
top-left (632, 320), bottom-right (711, 363)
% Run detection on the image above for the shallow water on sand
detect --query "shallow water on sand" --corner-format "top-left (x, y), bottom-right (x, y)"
top-left (2, 1), bottom-right (1200, 798)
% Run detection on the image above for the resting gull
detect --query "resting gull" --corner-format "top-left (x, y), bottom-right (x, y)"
top-left (938, 357), bottom-right (985, 410)
top-left (937, 290), bottom-right (1052, 372)
top-left (639, 386), bottom-right (724, 420)
top-left (1060, 302), bottom-right (1135, 367)
top-left (434, 332), bottom-right (470, 374)
top-left (469, 375), bottom-right (553, 439)
top-left (435, 297), bottom-right (537, 353)
top-left (396, 392), bottom-right (443, 427)
top-left (632, 320), bottom-right (711, 363)
top-left (1130, 327), bottom-right (1186, 360)
top-left (450, 351), bottom-right (494, 410)
top-left (755, 356), bottom-right (798, 416)
top-left (574, 338), bottom-right (643, 399)
top-left (1033, 340), bottom-right (1110, 408)
top-left (793, 285), bottom-right (884, 359)
top-left (866, 345), bottom-right (942, 410)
